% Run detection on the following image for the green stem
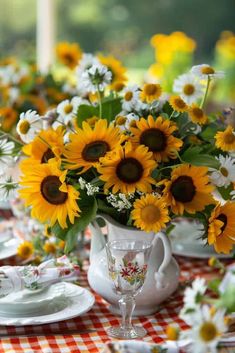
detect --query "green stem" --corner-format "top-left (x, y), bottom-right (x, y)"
top-left (169, 110), bottom-right (175, 120)
top-left (96, 87), bottom-right (102, 118)
top-left (200, 76), bottom-right (211, 109)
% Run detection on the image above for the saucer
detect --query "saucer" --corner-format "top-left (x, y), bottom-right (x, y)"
top-left (170, 219), bottom-right (233, 259)
top-left (0, 283), bottom-right (94, 326)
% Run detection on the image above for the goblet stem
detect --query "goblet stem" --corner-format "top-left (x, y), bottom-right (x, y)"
top-left (119, 295), bottom-right (135, 331)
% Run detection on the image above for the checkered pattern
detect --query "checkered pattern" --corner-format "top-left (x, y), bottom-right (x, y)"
top-left (0, 254), bottom-right (233, 353)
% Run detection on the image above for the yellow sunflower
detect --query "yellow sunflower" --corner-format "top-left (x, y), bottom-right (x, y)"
top-left (188, 104), bottom-right (208, 125)
top-left (98, 55), bottom-right (127, 90)
top-left (215, 125), bottom-right (235, 151)
top-left (140, 83), bottom-right (162, 103)
top-left (64, 119), bottom-right (123, 173)
top-left (22, 127), bottom-right (65, 167)
top-left (56, 42), bottom-right (82, 69)
top-left (169, 95), bottom-right (188, 113)
top-left (19, 161), bottom-right (80, 228)
top-left (208, 202), bottom-right (235, 254)
top-left (130, 115), bottom-right (183, 162)
top-left (17, 241), bottom-right (34, 259)
top-left (162, 164), bottom-right (214, 215)
top-left (131, 194), bottom-right (169, 232)
top-left (97, 142), bottom-right (156, 194)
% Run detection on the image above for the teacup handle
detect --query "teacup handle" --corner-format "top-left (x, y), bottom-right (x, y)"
top-left (154, 232), bottom-right (172, 289)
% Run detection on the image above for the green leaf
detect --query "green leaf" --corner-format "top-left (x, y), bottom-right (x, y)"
top-left (166, 224), bottom-right (175, 236)
top-left (181, 146), bottom-right (220, 168)
top-left (76, 104), bottom-right (98, 127)
top-left (217, 184), bottom-right (233, 200)
top-left (207, 278), bottom-right (221, 294)
top-left (200, 123), bottom-right (218, 141)
top-left (216, 285), bottom-right (235, 313)
top-left (52, 193), bottom-right (97, 253)
top-left (100, 97), bottom-right (122, 122)
top-left (76, 97), bottom-right (122, 127)
top-left (97, 199), bottom-right (119, 219)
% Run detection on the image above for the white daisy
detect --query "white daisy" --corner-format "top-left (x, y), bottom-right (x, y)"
top-left (76, 53), bottom-right (100, 77)
top-left (122, 85), bottom-right (141, 112)
top-left (56, 96), bottom-right (87, 125)
top-left (81, 63), bottom-right (112, 93)
top-left (181, 305), bottom-right (227, 353)
top-left (124, 112), bottom-right (140, 130)
top-left (191, 64), bottom-right (225, 79)
top-left (182, 277), bottom-right (207, 311)
top-left (210, 155), bottom-right (235, 188)
top-left (0, 139), bottom-right (15, 173)
top-left (0, 174), bottom-right (18, 201)
top-left (16, 110), bottom-right (43, 143)
top-left (173, 73), bottom-right (204, 104)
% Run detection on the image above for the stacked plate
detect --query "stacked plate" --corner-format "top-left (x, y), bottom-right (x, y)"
top-left (0, 282), bottom-right (95, 326)
top-left (0, 220), bottom-right (21, 260)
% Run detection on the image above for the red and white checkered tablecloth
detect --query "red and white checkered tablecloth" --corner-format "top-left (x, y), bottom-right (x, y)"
top-left (0, 254), bottom-right (233, 353)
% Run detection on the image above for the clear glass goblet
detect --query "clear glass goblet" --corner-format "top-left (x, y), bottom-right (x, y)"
top-left (106, 239), bottom-right (152, 339)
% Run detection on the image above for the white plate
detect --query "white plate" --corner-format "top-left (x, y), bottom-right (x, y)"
top-left (0, 283), bottom-right (95, 326)
top-left (0, 282), bottom-right (67, 315)
top-left (0, 237), bottom-right (21, 260)
top-left (170, 220), bottom-right (233, 259)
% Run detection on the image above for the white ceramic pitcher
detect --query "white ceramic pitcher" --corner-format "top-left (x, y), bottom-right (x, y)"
top-left (87, 214), bottom-right (179, 315)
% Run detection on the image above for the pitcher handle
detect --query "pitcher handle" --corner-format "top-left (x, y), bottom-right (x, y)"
top-left (154, 232), bottom-right (172, 289)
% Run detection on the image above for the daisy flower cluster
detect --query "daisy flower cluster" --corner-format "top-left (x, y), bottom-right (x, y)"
top-left (171, 274), bottom-right (235, 353)
top-left (1, 45), bottom-right (235, 256)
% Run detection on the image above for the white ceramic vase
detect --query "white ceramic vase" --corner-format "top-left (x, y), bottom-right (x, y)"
top-left (87, 214), bottom-right (179, 316)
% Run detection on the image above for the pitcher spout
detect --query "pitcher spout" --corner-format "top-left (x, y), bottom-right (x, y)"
top-left (89, 219), bottom-right (106, 262)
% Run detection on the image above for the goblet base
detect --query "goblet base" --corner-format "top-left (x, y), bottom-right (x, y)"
top-left (107, 325), bottom-right (147, 339)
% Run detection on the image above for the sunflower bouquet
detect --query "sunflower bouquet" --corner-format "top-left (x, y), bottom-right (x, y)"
top-left (1, 50), bottom-right (235, 255)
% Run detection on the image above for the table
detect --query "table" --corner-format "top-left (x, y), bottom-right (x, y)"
top-left (0, 255), bottom-right (232, 353)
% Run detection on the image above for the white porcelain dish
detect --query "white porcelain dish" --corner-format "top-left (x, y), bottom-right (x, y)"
top-left (0, 237), bottom-right (21, 260)
top-left (0, 282), bottom-right (67, 315)
top-left (0, 283), bottom-right (94, 326)
top-left (170, 220), bottom-right (233, 259)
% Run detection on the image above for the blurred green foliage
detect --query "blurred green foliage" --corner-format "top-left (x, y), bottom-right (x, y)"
top-left (0, 0), bottom-right (234, 68)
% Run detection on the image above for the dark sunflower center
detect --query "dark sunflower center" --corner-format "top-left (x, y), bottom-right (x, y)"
top-left (116, 157), bottom-right (143, 184)
top-left (64, 53), bottom-right (75, 65)
top-left (41, 176), bottom-right (67, 205)
top-left (140, 128), bottom-right (167, 152)
top-left (41, 148), bottom-right (55, 163)
top-left (216, 213), bottom-right (227, 233)
top-left (170, 176), bottom-right (196, 203)
top-left (82, 141), bottom-right (110, 162)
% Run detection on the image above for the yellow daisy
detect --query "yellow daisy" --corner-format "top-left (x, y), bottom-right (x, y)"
top-left (169, 95), bottom-right (188, 113)
top-left (131, 194), bottom-right (169, 232)
top-left (17, 241), bottom-right (34, 259)
top-left (188, 104), bottom-right (208, 125)
top-left (56, 42), bottom-right (82, 69)
top-left (215, 125), bottom-right (235, 151)
top-left (64, 119), bottom-right (123, 173)
top-left (162, 164), bottom-right (214, 215)
top-left (22, 127), bottom-right (65, 166)
top-left (98, 55), bottom-right (127, 90)
top-left (19, 161), bottom-right (80, 229)
top-left (140, 83), bottom-right (162, 103)
top-left (130, 115), bottom-right (183, 162)
top-left (97, 142), bottom-right (156, 194)
top-left (208, 202), bottom-right (235, 254)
